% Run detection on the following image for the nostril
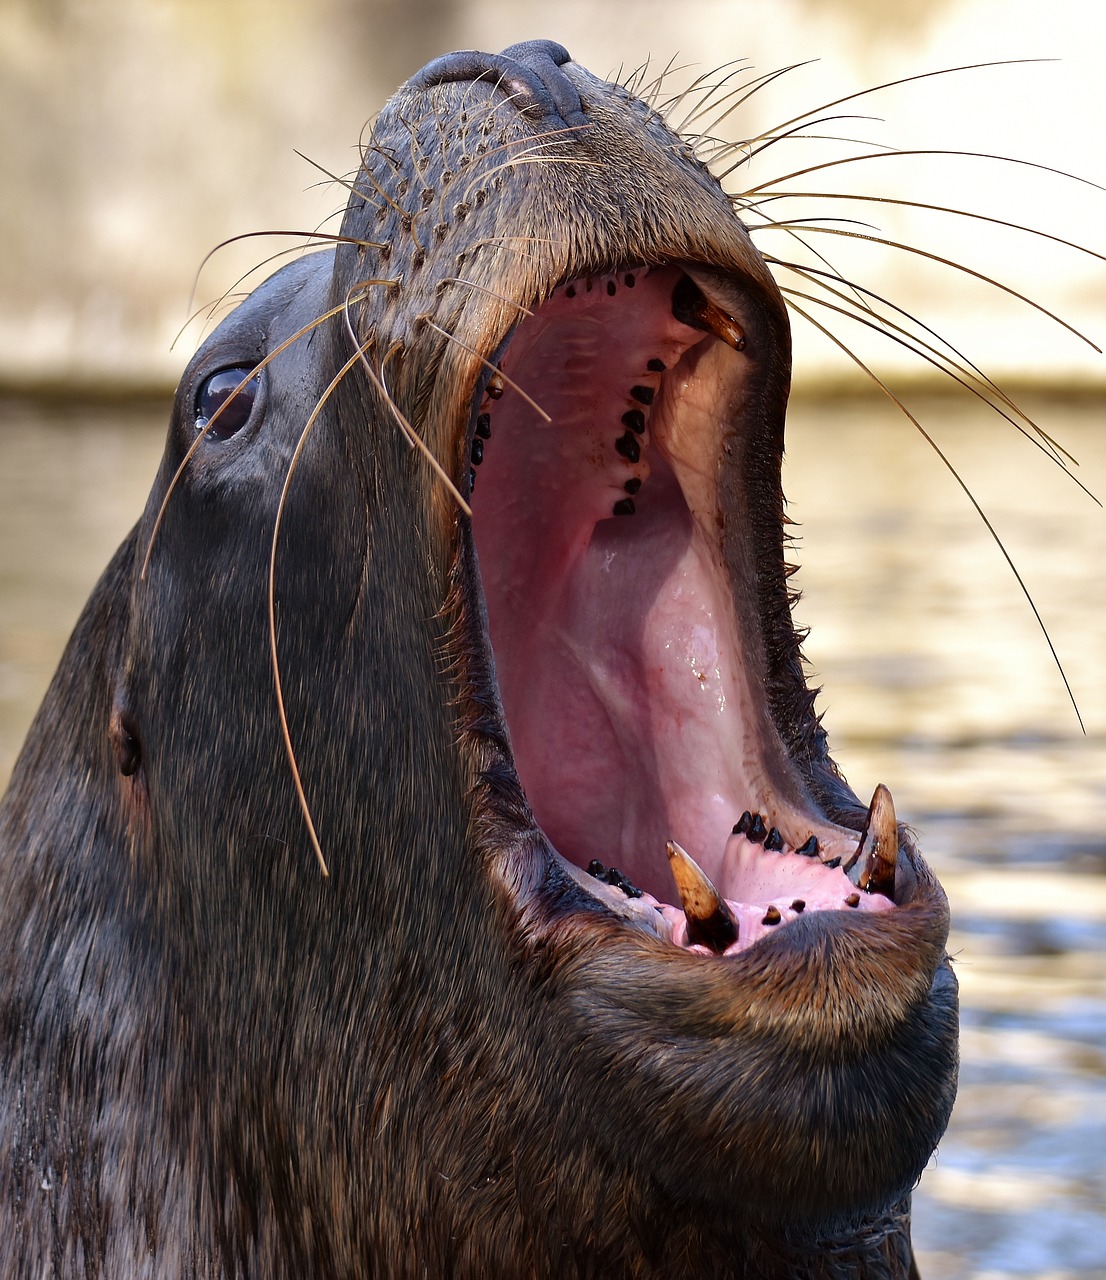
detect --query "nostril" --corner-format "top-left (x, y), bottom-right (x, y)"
top-left (408, 41), bottom-right (586, 132)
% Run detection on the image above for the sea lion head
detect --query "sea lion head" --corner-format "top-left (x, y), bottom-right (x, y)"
top-left (103, 39), bottom-right (956, 1275)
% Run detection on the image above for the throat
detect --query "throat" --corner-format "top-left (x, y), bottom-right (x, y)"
top-left (478, 456), bottom-right (765, 899)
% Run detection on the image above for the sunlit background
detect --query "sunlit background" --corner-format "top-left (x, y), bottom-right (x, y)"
top-left (1, 0), bottom-right (1104, 1274)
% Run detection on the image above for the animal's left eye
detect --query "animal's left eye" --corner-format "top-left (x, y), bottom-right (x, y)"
top-left (194, 367), bottom-right (260, 441)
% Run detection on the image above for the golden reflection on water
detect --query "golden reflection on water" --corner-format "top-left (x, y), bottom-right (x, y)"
top-left (1, 393), bottom-right (1104, 1274)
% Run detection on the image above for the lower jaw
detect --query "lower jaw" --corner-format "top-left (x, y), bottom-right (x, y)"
top-left (548, 796), bottom-right (898, 957)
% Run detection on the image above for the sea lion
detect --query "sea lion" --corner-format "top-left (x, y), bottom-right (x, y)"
top-left (0, 40), bottom-right (958, 1278)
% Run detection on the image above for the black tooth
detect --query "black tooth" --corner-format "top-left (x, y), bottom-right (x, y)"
top-left (764, 827), bottom-right (784, 852)
top-left (823, 856), bottom-right (842, 869)
top-left (621, 409), bottom-right (646, 434)
top-left (565, 285), bottom-right (576, 298)
top-left (796, 836), bottom-right (819, 858)
top-left (587, 860), bottom-right (607, 879)
top-left (624, 477), bottom-right (642, 495)
top-left (614, 432), bottom-right (641, 463)
top-left (845, 893), bottom-right (861, 908)
top-left (612, 498), bottom-right (636, 516)
top-left (747, 814), bottom-right (767, 844)
top-left (732, 811), bottom-right (752, 835)
top-left (762, 906), bottom-right (782, 926)
top-left (471, 437), bottom-right (484, 465)
top-left (608, 868), bottom-right (643, 899)
top-left (606, 280), bottom-right (616, 296)
top-left (475, 413), bottom-right (491, 439)
top-left (624, 273), bottom-right (636, 287)
top-left (468, 468), bottom-right (476, 491)
top-left (647, 357), bottom-right (666, 372)
top-left (791, 899), bottom-right (806, 913)
top-left (629, 385), bottom-right (655, 405)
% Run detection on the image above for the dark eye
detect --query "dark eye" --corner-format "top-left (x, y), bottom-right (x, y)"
top-left (194, 367), bottom-right (260, 441)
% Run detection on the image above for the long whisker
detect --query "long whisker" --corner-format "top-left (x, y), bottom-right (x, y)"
top-left (700, 130), bottom-right (898, 167)
top-left (619, 55), bottom-right (653, 98)
top-left (377, 339), bottom-right (415, 452)
top-left (460, 124), bottom-right (593, 205)
top-left (726, 113), bottom-right (884, 170)
top-left (183, 230), bottom-right (387, 322)
top-left (734, 147), bottom-right (1106, 198)
top-left (299, 147), bottom-right (425, 255)
top-left (738, 200), bottom-right (877, 316)
top-left (439, 277), bottom-right (535, 317)
top-left (466, 235), bottom-right (563, 261)
top-left (342, 306), bottom-right (472, 517)
top-left (172, 292), bottom-right (251, 353)
top-left (639, 55), bottom-right (690, 109)
top-left (766, 255), bottom-right (1084, 472)
top-left (473, 154), bottom-right (598, 186)
top-left (747, 215), bottom-right (881, 232)
top-left (678, 60), bottom-right (819, 138)
top-left (659, 59), bottom-right (755, 132)
top-left (778, 276), bottom-right (1098, 498)
top-left (268, 344), bottom-right (370, 878)
top-left (787, 298), bottom-right (1086, 732)
top-left (295, 147), bottom-right (390, 212)
top-left (747, 189), bottom-right (1106, 266)
top-left (755, 222), bottom-right (1103, 350)
top-left (466, 120), bottom-right (589, 166)
top-left (176, 246), bottom-right (340, 351)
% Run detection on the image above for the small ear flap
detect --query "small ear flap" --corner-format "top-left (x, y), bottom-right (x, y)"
top-left (110, 703), bottom-right (142, 777)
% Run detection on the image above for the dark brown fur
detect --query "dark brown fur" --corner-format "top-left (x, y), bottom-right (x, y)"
top-left (0, 43), bottom-right (957, 1278)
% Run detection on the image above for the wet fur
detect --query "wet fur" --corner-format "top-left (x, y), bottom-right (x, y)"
top-left (0, 45), bottom-right (958, 1278)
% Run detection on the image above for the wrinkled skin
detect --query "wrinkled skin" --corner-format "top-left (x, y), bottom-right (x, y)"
top-left (0, 42), bottom-right (957, 1279)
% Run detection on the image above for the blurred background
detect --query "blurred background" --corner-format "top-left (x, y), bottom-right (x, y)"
top-left (1, 0), bottom-right (1104, 1273)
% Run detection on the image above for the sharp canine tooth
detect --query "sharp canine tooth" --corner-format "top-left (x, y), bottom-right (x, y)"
top-left (698, 297), bottom-right (747, 351)
top-left (665, 841), bottom-right (739, 953)
top-left (671, 277), bottom-right (747, 351)
top-left (849, 784), bottom-right (899, 898)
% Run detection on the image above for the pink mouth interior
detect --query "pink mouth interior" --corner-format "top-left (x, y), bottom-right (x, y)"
top-left (470, 265), bottom-right (892, 952)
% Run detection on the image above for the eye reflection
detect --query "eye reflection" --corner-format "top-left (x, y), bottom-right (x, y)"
top-left (194, 368), bottom-right (259, 441)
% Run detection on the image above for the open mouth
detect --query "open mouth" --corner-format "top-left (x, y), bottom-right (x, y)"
top-left (467, 262), bottom-right (900, 955)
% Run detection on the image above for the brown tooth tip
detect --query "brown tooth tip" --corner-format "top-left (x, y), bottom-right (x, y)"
top-left (665, 841), bottom-right (738, 954)
top-left (856, 783), bottom-right (899, 898)
top-left (870, 783), bottom-right (896, 822)
top-left (664, 841), bottom-right (715, 916)
top-left (671, 277), bottom-right (746, 352)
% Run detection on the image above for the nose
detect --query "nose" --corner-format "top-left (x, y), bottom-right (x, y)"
top-left (407, 39), bottom-right (587, 134)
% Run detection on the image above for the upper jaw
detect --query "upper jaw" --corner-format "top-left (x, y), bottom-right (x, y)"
top-left (342, 61), bottom-right (948, 969)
